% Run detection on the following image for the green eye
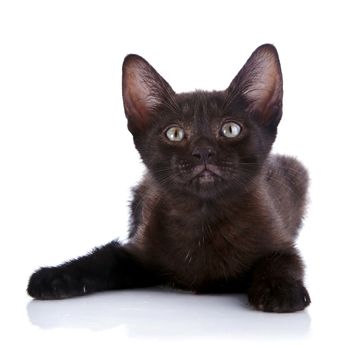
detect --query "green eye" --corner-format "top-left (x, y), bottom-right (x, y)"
top-left (166, 126), bottom-right (185, 142)
top-left (221, 122), bottom-right (241, 138)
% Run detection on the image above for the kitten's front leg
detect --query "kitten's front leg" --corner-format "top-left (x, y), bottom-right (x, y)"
top-left (27, 241), bottom-right (158, 300)
top-left (248, 248), bottom-right (311, 313)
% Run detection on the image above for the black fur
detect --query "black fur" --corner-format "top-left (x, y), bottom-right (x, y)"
top-left (27, 241), bottom-right (160, 300)
top-left (28, 44), bottom-right (310, 313)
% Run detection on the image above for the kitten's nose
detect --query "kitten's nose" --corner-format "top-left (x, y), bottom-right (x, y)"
top-left (192, 146), bottom-right (215, 162)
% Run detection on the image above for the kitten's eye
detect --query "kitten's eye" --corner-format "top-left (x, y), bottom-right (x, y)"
top-left (166, 126), bottom-right (185, 142)
top-left (221, 122), bottom-right (241, 138)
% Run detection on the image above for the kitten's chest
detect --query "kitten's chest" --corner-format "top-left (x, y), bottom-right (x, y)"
top-left (152, 214), bottom-right (258, 289)
top-left (130, 189), bottom-right (275, 290)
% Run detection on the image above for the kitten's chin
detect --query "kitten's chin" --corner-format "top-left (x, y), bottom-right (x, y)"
top-left (188, 169), bottom-right (224, 197)
top-left (196, 170), bottom-right (216, 184)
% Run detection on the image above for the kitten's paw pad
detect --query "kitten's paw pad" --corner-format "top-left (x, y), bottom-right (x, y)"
top-left (248, 279), bottom-right (311, 313)
top-left (27, 267), bottom-right (88, 300)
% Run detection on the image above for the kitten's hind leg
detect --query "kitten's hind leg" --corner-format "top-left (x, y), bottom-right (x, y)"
top-left (27, 241), bottom-right (158, 300)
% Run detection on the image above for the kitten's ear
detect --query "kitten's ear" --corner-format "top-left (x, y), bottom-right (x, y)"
top-left (228, 44), bottom-right (283, 127)
top-left (122, 54), bottom-right (176, 134)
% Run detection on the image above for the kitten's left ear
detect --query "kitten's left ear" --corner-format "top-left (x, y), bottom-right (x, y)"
top-left (228, 44), bottom-right (283, 127)
top-left (122, 54), bottom-right (177, 134)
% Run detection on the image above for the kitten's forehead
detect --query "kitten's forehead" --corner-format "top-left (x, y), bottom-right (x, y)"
top-left (176, 91), bottom-right (226, 127)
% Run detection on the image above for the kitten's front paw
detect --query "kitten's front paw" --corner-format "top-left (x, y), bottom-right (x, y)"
top-left (27, 267), bottom-right (88, 300)
top-left (248, 278), bottom-right (311, 313)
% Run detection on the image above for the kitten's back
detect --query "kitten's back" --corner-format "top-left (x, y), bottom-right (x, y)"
top-left (264, 155), bottom-right (309, 237)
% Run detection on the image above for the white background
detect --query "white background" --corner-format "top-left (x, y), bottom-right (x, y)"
top-left (0, 0), bottom-right (349, 348)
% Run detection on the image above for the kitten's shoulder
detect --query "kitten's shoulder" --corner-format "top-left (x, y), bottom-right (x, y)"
top-left (128, 173), bottom-right (161, 238)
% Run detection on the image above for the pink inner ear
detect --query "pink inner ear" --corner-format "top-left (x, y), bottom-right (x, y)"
top-left (123, 69), bottom-right (157, 128)
top-left (245, 58), bottom-right (280, 101)
top-left (244, 70), bottom-right (278, 102)
top-left (241, 48), bottom-right (282, 123)
top-left (122, 54), bottom-right (174, 133)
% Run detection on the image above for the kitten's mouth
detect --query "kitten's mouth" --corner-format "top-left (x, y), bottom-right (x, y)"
top-left (191, 165), bottom-right (222, 184)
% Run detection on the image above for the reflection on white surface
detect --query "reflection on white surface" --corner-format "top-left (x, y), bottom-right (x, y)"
top-left (27, 288), bottom-right (311, 339)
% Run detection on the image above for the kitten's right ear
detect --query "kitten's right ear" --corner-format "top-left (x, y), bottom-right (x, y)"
top-left (122, 54), bottom-right (176, 134)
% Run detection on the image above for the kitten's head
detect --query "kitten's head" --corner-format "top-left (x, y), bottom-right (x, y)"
top-left (122, 44), bottom-right (283, 199)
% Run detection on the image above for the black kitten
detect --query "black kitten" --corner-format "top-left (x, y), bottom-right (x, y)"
top-left (28, 44), bottom-right (311, 313)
